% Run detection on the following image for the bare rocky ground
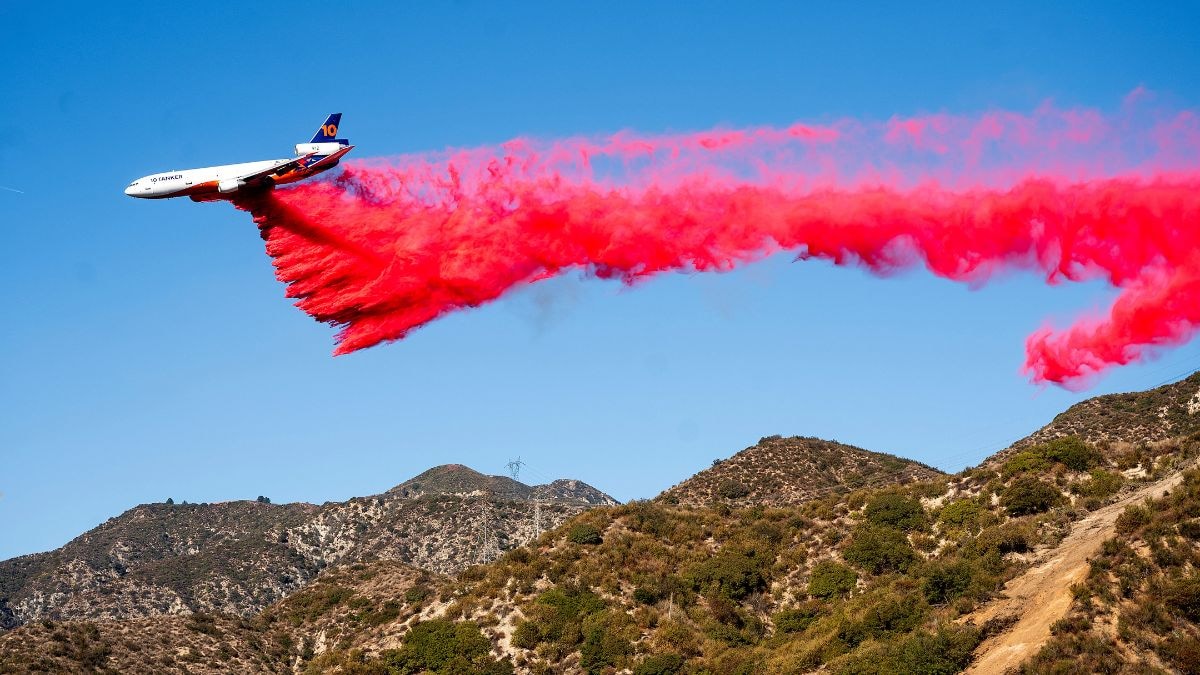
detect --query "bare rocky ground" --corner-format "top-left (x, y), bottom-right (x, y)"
top-left (965, 463), bottom-right (1193, 674)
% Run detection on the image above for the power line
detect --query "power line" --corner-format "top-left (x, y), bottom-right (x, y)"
top-left (516, 460), bottom-right (556, 486)
top-left (1143, 364), bottom-right (1200, 391)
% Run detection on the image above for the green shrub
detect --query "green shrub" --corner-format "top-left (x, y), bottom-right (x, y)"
top-left (847, 490), bottom-right (871, 511)
top-left (568, 523), bottom-right (603, 545)
top-left (510, 620), bottom-right (540, 650)
top-left (1071, 469), bottom-right (1124, 500)
top-left (358, 600), bottom-right (401, 627)
top-left (922, 560), bottom-right (974, 605)
top-left (1001, 477), bottom-right (1063, 516)
top-left (831, 624), bottom-right (981, 675)
top-left (632, 586), bottom-right (659, 605)
top-left (836, 591), bottom-right (929, 649)
top-left (653, 621), bottom-right (701, 658)
top-left (285, 585), bottom-right (354, 624)
top-left (633, 653), bottom-right (685, 675)
top-left (1040, 437), bottom-right (1104, 472)
top-left (580, 611), bottom-right (634, 674)
top-left (404, 585), bottom-right (430, 604)
top-left (717, 480), bottom-right (751, 500)
top-left (706, 649), bottom-right (763, 674)
top-left (381, 619), bottom-right (509, 674)
top-left (971, 522), bottom-right (1035, 556)
top-left (843, 525), bottom-right (918, 575)
top-left (186, 613), bottom-right (220, 636)
top-left (937, 499), bottom-right (986, 532)
top-left (1180, 519), bottom-right (1200, 540)
top-left (631, 576), bottom-right (689, 608)
top-left (864, 493), bottom-right (927, 531)
top-left (808, 560), bottom-right (858, 599)
top-left (624, 501), bottom-right (675, 537)
top-left (910, 479), bottom-right (949, 500)
top-left (774, 604), bottom-right (822, 634)
top-left (1004, 437), bottom-right (1103, 477)
top-left (1164, 572), bottom-right (1200, 622)
top-left (1017, 631), bottom-right (1124, 675)
top-left (1002, 451), bottom-right (1050, 477)
top-left (527, 584), bottom-right (606, 646)
top-left (1115, 504), bottom-right (1152, 535)
top-left (748, 519), bottom-right (786, 546)
top-left (686, 551), bottom-right (767, 600)
top-left (859, 592), bottom-right (928, 636)
top-left (1049, 615), bottom-right (1091, 635)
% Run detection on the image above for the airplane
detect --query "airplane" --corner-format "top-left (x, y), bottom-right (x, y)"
top-left (124, 113), bottom-right (353, 201)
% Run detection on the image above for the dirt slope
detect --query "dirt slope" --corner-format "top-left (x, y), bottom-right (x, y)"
top-left (965, 465), bottom-right (1191, 674)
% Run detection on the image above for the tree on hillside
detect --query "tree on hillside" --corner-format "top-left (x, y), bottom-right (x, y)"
top-left (843, 525), bottom-right (918, 574)
top-left (808, 560), bottom-right (858, 599)
top-left (864, 492), bottom-right (927, 531)
top-left (165, 497), bottom-right (174, 505)
top-left (257, 495), bottom-right (271, 504)
top-left (1001, 478), bottom-right (1063, 516)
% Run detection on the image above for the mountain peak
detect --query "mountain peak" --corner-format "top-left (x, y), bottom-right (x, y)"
top-left (658, 435), bottom-right (944, 507)
top-left (386, 464), bottom-right (618, 505)
top-left (388, 464), bottom-right (531, 500)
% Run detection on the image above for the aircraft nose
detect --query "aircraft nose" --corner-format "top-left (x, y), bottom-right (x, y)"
top-left (124, 183), bottom-right (138, 197)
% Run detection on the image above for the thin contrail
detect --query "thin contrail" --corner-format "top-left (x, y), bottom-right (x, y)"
top-left (0, 185), bottom-right (25, 194)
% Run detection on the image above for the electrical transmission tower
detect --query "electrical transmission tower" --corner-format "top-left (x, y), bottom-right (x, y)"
top-left (476, 517), bottom-right (499, 565)
top-left (506, 456), bottom-right (526, 481)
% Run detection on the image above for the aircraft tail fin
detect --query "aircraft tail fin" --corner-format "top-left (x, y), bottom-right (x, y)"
top-left (309, 113), bottom-right (343, 143)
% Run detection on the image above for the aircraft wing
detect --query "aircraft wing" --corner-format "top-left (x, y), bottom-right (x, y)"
top-left (235, 153), bottom-right (318, 186)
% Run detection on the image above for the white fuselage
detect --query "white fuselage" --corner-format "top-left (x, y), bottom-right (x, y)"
top-left (124, 159), bottom-right (294, 199)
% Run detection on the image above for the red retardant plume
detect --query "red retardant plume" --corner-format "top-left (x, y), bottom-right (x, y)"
top-left (233, 98), bottom-right (1200, 389)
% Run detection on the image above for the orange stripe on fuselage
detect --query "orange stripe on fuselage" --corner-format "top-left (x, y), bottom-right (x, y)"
top-left (161, 156), bottom-right (346, 200)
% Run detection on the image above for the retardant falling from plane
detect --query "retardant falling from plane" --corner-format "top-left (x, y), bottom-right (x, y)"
top-left (233, 96), bottom-right (1200, 389)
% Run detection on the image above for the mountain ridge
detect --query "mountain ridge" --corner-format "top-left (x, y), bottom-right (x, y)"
top-left (0, 464), bottom-right (616, 630)
top-left (388, 464), bottom-right (616, 505)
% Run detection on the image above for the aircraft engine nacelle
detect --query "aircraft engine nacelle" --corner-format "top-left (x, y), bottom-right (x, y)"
top-left (218, 179), bottom-right (244, 194)
top-left (296, 142), bottom-right (345, 157)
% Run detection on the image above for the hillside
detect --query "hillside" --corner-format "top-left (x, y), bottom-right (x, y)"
top-left (0, 466), bottom-right (615, 630)
top-left (659, 435), bottom-right (944, 507)
top-left (0, 501), bottom-right (318, 630)
top-left (3, 376), bottom-right (1200, 674)
top-left (965, 466), bottom-right (1196, 673)
top-left (1011, 372), bottom-right (1200, 453)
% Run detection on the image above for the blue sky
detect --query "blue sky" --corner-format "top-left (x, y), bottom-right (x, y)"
top-left (3, 2), bottom-right (1200, 560)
